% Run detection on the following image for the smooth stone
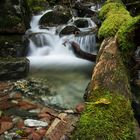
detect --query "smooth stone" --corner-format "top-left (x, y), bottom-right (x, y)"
top-left (24, 119), bottom-right (48, 127)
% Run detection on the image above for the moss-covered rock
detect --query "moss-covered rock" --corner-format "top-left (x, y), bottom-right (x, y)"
top-left (118, 16), bottom-right (140, 51)
top-left (0, 57), bottom-right (29, 80)
top-left (73, 90), bottom-right (136, 140)
top-left (98, 0), bottom-right (140, 54)
top-left (39, 8), bottom-right (72, 27)
top-left (98, 1), bottom-right (132, 39)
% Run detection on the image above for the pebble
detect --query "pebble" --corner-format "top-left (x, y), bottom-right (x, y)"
top-left (24, 119), bottom-right (48, 127)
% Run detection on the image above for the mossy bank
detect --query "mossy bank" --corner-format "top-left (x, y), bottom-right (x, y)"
top-left (98, 0), bottom-right (140, 55)
top-left (73, 89), bottom-right (136, 140)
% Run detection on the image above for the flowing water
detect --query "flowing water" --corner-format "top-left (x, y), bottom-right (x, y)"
top-left (26, 10), bottom-right (97, 109)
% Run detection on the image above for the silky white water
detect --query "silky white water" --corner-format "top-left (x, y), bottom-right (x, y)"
top-left (27, 10), bottom-right (96, 109)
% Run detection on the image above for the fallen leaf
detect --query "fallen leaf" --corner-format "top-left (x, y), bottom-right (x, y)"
top-left (94, 98), bottom-right (111, 105)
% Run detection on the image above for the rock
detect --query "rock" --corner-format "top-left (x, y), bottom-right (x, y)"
top-left (24, 119), bottom-right (48, 127)
top-left (0, 35), bottom-right (27, 57)
top-left (75, 103), bottom-right (85, 113)
top-left (28, 131), bottom-right (42, 140)
top-left (45, 113), bottom-right (79, 140)
top-left (19, 100), bottom-right (37, 110)
top-left (59, 25), bottom-right (80, 36)
top-left (0, 57), bottom-right (29, 80)
top-left (74, 19), bottom-right (89, 28)
top-left (39, 8), bottom-right (72, 27)
top-left (6, 108), bottom-right (37, 118)
top-left (0, 121), bottom-right (14, 134)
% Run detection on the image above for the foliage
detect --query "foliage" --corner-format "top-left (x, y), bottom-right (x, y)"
top-left (0, 16), bottom-right (21, 28)
top-left (72, 89), bottom-right (136, 140)
top-left (27, 0), bottom-right (47, 13)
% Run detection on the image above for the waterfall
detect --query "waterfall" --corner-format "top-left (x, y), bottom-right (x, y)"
top-left (26, 9), bottom-right (97, 69)
top-left (25, 8), bottom-right (97, 109)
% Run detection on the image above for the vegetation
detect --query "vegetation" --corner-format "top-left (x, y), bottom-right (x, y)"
top-left (73, 89), bottom-right (136, 140)
top-left (0, 16), bottom-right (21, 28)
top-left (98, 0), bottom-right (140, 53)
top-left (27, 0), bottom-right (48, 14)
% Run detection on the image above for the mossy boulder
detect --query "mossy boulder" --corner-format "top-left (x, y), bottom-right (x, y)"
top-left (0, 57), bottom-right (29, 80)
top-left (74, 19), bottom-right (89, 28)
top-left (98, 0), bottom-right (140, 54)
top-left (73, 90), bottom-right (136, 140)
top-left (39, 8), bottom-right (72, 27)
top-left (59, 25), bottom-right (80, 36)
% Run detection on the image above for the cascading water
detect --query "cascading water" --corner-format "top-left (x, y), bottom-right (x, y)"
top-left (26, 9), bottom-right (97, 109)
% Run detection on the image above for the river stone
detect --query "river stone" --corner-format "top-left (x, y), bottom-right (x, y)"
top-left (74, 19), bottom-right (89, 28)
top-left (59, 25), bottom-right (80, 36)
top-left (24, 119), bottom-right (48, 127)
top-left (39, 9), bottom-right (71, 27)
top-left (0, 57), bottom-right (29, 80)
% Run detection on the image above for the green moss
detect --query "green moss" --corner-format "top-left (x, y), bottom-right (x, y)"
top-left (118, 16), bottom-right (140, 51)
top-left (99, 2), bottom-right (128, 20)
top-left (98, 0), bottom-right (140, 56)
top-left (98, 1), bottom-right (132, 39)
top-left (72, 89), bottom-right (136, 140)
top-left (27, 0), bottom-right (48, 13)
top-left (98, 13), bottom-right (132, 38)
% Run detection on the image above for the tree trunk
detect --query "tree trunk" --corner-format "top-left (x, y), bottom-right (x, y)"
top-left (70, 41), bottom-right (96, 62)
top-left (73, 37), bottom-right (136, 140)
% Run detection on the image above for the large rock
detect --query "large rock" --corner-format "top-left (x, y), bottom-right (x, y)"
top-left (0, 57), bottom-right (29, 80)
top-left (0, 35), bottom-right (27, 57)
top-left (39, 7), bottom-right (72, 27)
top-left (74, 19), bottom-right (89, 28)
top-left (59, 25), bottom-right (80, 36)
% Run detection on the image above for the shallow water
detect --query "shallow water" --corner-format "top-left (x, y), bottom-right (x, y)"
top-left (28, 56), bottom-right (94, 109)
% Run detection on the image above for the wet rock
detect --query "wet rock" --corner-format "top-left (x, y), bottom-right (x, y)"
top-left (0, 101), bottom-right (17, 110)
top-left (59, 25), bottom-right (80, 36)
top-left (74, 19), bottom-right (89, 28)
top-left (0, 121), bottom-right (14, 134)
top-left (0, 58), bottom-right (29, 80)
top-left (6, 108), bottom-right (38, 118)
top-left (45, 113), bottom-right (79, 140)
top-left (28, 131), bottom-right (42, 140)
top-left (19, 100), bottom-right (37, 110)
top-left (39, 8), bottom-right (72, 27)
top-left (24, 119), bottom-right (48, 127)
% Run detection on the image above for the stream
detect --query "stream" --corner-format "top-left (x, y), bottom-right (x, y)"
top-left (26, 8), bottom-right (97, 109)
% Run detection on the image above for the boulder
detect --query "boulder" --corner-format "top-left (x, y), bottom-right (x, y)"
top-left (59, 25), bottom-right (80, 36)
top-left (39, 8), bottom-right (72, 27)
top-left (0, 35), bottom-right (27, 57)
top-left (0, 57), bottom-right (29, 80)
top-left (74, 19), bottom-right (89, 28)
